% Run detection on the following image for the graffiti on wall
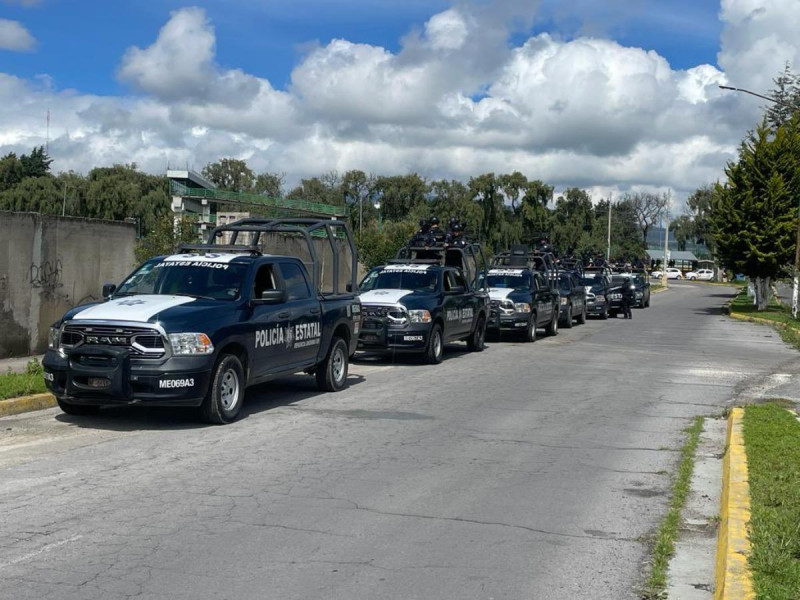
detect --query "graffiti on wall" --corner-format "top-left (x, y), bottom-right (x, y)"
top-left (29, 259), bottom-right (64, 293)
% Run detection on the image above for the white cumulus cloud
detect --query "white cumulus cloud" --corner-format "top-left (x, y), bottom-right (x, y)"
top-left (0, 19), bottom-right (36, 52)
top-left (0, 1), bottom-right (799, 203)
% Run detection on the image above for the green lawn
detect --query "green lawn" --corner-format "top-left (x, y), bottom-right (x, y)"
top-left (729, 287), bottom-right (800, 349)
top-left (744, 403), bottom-right (800, 599)
top-left (0, 359), bottom-right (48, 401)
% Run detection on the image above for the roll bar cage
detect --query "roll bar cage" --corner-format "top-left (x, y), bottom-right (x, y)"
top-left (178, 218), bottom-right (358, 296)
top-left (394, 243), bottom-right (489, 291)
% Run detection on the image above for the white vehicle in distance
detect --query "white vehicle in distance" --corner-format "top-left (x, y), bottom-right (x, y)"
top-left (651, 268), bottom-right (683, 280)
top-left (685, 268), bottom-right (714, 281)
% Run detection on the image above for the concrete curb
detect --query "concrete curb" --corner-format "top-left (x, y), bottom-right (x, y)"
top-left (729, 311), bottom-right (790, 329)
top-left (714, 407), bottom-right (755, 600)
top-left (0, 393), bottom-right (56, 418)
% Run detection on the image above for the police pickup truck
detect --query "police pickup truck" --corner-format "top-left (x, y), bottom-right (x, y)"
top-left (484, 248), bottom-right (560, 342)
top-left (42, 218), bottom-right (361, 424)
top-left (357, 245), bottom-right (489, 363)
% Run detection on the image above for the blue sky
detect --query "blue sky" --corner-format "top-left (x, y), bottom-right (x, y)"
top-left (2, 0), bottom-right (723, 96)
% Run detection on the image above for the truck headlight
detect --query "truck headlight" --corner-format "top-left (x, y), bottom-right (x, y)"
top-left (48, 326), bottom-right (60, 349)
top-left (169, 333), bottom-right (214, 355)
top-left (514, 303), bottom-right (531, 313)
top-left (560, 297), bottom-right (567, 306)
top-left (407, 310), bottom-right (432, 323)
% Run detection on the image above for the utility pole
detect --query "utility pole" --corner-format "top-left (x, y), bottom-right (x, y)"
top-left (662, 213), bottom-right (670, 290)
top-left (62, 181), bottom-right (67, 217)
top-left (606, 195), bottom-right (612, 260)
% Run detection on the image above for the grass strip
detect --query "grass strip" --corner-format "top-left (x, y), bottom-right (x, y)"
top-left (642, 417), bottom-right (704, 599)
top-left (743, 403), bottom-right (800, 599)
top-left (0, 359), bottom-right (47, 401)
top-left (729, 287), bottom-right (800, 350)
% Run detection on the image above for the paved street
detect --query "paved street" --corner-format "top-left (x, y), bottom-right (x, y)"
top-left (2, 283), bottom-right (799, 600)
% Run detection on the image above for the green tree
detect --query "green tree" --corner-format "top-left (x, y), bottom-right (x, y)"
top-left (550, 188), bottom-right (595, 256)
top-left (0, 153), bottom-right (24, 192)
top-left (766, 64), bottom-right (800, 130)
top-left (202, 158), bottom-right (255, 192)
top-left (671, 214), bottom-right (695, 252)
top-left (357, 219), bottom-right (417, 268)
top-left (429, 179), bottom-right (482, 233)
top-left (711, 119), bottom-right (800, 309)
top-left (254, 172), bottom-right (284, 197)
top-left (135, 216), bottom-right (197, 263)
top-left (498, 171), bottom-right (528, 215)
top-left (287, 172), bottom-right (343, 207)
top-left (372, 174), bottom-right (428, 222)
top-left (687, 184), bottom-right (716, 254)
top-left (20, 146), bottom-right (52, 178)
top-left (341, 169), bottom-right (376, 236)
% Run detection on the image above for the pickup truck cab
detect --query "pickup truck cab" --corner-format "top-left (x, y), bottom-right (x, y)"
top-left (42, 218), bottom-right (361, 424)
top-left (358, 245), bottom-right (489, 363)
top-left (582, 274), bottom-right (610, 319)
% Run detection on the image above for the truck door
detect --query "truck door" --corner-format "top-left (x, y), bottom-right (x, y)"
top-left (443, 269), bottom-right (470, 338)
top-left (250, 261), bottom-right (293, 379)
top-left (278, 261), bottom-right (322, 368)
top-left (532, 274), bottom-right (550, 324)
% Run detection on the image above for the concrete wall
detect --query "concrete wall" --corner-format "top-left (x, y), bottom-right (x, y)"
top-left (0, 212), bottom-right (136, 357)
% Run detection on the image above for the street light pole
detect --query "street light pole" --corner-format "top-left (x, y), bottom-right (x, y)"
top-left (663, 213), bottom-right (670, 290)
top-left (718, 84), bottom-right (800, 316)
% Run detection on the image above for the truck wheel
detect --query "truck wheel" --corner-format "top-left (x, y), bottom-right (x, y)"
top-left (522, 315), bottom-right (537, 343)
top-left (56, 398), bottom-right (99, 416)
top-left (578, 304), bottom-right (587, 325)
top-left (545, 309), bottom-right (558, 336)
top-left (467, 316), bottom-right (486, 352)
top-left (601, 306), bottom-right (609, 320)
top-left (562, 305), bottom-right (574, 329)
top-left (200, 353), bottom-right (245, 424)
top-left (425, 324), bottom-right (444, 364)
top-left (316, 337), bottom-right (349, 392)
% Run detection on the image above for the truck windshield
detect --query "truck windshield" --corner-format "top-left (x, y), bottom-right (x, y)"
top-left (115, 260), bottom-right (248, 301)
top-left (363, 269), bottom-right (438, 292)
top-left (484, 273), bottom-right (531, 289)
top-left (558, 274), bottom-right (572, 293)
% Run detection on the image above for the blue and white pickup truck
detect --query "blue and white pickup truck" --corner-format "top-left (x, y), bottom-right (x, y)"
top-left (42, 218), bottom-right (361, 424)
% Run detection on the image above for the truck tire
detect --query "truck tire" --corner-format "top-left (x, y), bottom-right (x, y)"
top-left (467, 316), bottom-right (486, 352)
top-left (545, 309), bottom-right (559, 336)
top-left (522, 314), bottom-right (537, 343)
top-left (316, 337), bottom-right (349, 392)
top-left (200, 353), bottom-right (245, 424)
top-left (57, 398), bottom-right (99, 416)
top-left (578, 304), bottom-right (587, 324)
top-left (425, 323), bottom-right (444, 364)
top-left (601, 306), bottom-right (609, 320)
top-left (562, 304), bottom-right (574, 329)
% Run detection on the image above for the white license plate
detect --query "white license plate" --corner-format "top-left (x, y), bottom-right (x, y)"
top-left (88, 377), bottom-right (110, 389)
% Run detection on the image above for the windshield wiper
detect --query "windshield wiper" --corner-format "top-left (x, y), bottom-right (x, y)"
top-left (171, 293), bottom-right (216, 300)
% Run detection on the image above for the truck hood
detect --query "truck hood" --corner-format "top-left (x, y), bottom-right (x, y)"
top-left (489, 288), bottom-right (514, 301)
top-left (69, 295), bottom-right (197, 322)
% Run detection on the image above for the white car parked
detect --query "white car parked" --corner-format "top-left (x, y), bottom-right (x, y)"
top-left (651, 268), bottom-right (683, 280)
top-left (685, 268), bottom-right (714, 281)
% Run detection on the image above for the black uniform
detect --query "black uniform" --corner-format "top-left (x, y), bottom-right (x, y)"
top-left (622, 282), bottom-right (634, 319)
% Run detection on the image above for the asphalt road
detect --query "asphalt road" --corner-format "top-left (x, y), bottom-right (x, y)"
top-left (2, 282), bottom-right (799, 600)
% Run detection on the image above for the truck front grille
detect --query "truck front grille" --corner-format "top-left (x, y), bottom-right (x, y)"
top-left (61, 324), bottom-right (166, 358)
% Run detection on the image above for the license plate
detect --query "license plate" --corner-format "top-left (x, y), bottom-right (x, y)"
top-left (88, 377), bottom-right (110, 389)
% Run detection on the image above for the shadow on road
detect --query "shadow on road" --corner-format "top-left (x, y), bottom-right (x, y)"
top-left (54, 372), bottom-right (368, 431)
top-left (353, 344), bottom-right (472, 366)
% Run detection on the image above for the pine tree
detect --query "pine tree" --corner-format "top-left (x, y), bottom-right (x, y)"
top-left (766, 63), bottom-right (800, 130)
top-left (712, 118), bottom-right (800, 309)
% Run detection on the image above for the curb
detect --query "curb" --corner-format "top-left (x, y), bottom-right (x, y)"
top-left (0, 393), bottom-right (56, 418)
top-left (714, 408), bottom-right (755, 599)
top-left (729, 311), bottom-right (790, 328)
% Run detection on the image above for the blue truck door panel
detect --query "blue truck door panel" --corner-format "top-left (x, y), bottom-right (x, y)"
top-left (278, 262), bottom-right (322, 368)
top-left (250, 261), bottom-right (294, 379)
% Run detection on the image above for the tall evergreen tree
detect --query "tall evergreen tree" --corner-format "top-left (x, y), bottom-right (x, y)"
top-left (711, 118), bottom-right (800, 309)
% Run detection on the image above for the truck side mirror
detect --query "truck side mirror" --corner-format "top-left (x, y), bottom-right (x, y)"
top-left (102, 283), bottom-right (116, 299)
top-left (346, 282), bottom-right (353, 293)
top-left (448, 285), bottom-right (466, 295)
top-left (256, 289), bottom-right (286, 304)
